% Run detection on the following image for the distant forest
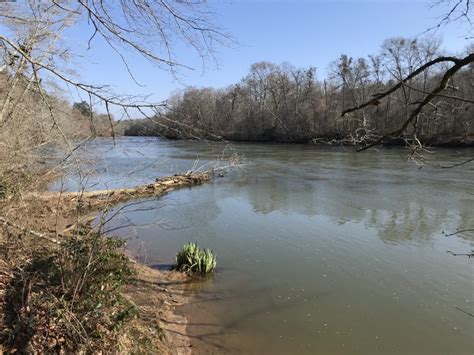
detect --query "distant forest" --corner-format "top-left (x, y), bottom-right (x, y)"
top-left (125, 38), bottom-right (474, 146)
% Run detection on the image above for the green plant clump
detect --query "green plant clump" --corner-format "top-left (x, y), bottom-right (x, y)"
top-left (176, 242), bottom-right (217, 275)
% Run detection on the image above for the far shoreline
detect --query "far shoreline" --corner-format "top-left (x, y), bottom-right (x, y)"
top-left (121, 134), bottom-right (474, 148)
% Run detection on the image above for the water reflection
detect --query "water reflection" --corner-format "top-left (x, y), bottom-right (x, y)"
top-left (371, 206), bottom-right (447, 245)
top-left (211, 162), bottom-right (473, 247)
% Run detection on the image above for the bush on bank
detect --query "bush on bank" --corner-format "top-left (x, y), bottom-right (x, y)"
top-left (0, 229), bottom-right (137, 353)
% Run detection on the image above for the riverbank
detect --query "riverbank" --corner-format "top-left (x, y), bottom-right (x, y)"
top-left (124, 131), bottom-right (474, 148)
top-left (0, 172), bottom-right (211, 353)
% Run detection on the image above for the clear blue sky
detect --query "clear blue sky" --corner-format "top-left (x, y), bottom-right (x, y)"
top-left (54, 0), bottom-right (474, 105)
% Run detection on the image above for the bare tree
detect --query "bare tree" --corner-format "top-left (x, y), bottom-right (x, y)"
top-left (0, 1), bottom-right (228, 129)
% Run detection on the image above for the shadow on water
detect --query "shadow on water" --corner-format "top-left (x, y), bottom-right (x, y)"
top-left (148, 263), bottom-right (174, 271)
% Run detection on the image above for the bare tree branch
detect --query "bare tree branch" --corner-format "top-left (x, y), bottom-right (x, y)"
top-left (355, 53), bottom-right (474, 151)
top-left (341, 56), bottom-right (466, 117)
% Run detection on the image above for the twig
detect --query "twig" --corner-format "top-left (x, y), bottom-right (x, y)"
top-left (455, 306), bottom-right (474, 317)
top-left (443, 228), bottom-right (474, 237)
top-left (446, 250), bottom-right (474, 257)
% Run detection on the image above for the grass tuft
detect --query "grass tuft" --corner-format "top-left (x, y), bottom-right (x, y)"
top-left (176, 242), bottom-right (217, 275)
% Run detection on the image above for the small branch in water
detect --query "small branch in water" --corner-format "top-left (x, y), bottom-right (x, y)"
top-left (437, 158), bottom-right (474, 169)
top-left (455, 306), bottom-right (474, 318)
top-left (446, 250), bottom-right (474, 258)
top-left (442, 228), bottom-right (474, 237)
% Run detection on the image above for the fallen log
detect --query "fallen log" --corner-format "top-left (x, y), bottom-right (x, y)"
top-left (33, 171), bottom-right (211, 212)
top-left (1, 172), bottom-right (212, 245)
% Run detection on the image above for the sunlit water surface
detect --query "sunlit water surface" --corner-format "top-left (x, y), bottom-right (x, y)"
top-left (54, 137), bottom-right (474, 354)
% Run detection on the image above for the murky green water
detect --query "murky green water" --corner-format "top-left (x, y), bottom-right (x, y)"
top-left (58, 137), bottom-right (474, 354)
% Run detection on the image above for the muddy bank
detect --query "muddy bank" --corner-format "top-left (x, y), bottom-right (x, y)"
top-left (120, 264), bottom-right (195, 354)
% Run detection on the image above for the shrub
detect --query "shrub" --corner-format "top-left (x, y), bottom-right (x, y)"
top-left (0, 230), bottom-right (137, 353)
top-left (176, 242), bottom-right (216, 275)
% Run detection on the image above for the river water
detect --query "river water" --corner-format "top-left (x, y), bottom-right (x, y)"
top-left (56, 137), bottom-right (473, 354)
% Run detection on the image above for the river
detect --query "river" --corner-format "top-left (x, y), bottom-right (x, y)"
top-left (53, 137), bottom-right (474, 354)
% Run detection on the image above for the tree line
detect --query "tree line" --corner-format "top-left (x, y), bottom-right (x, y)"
top-left (125, 38), bottom-right (474, 146)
